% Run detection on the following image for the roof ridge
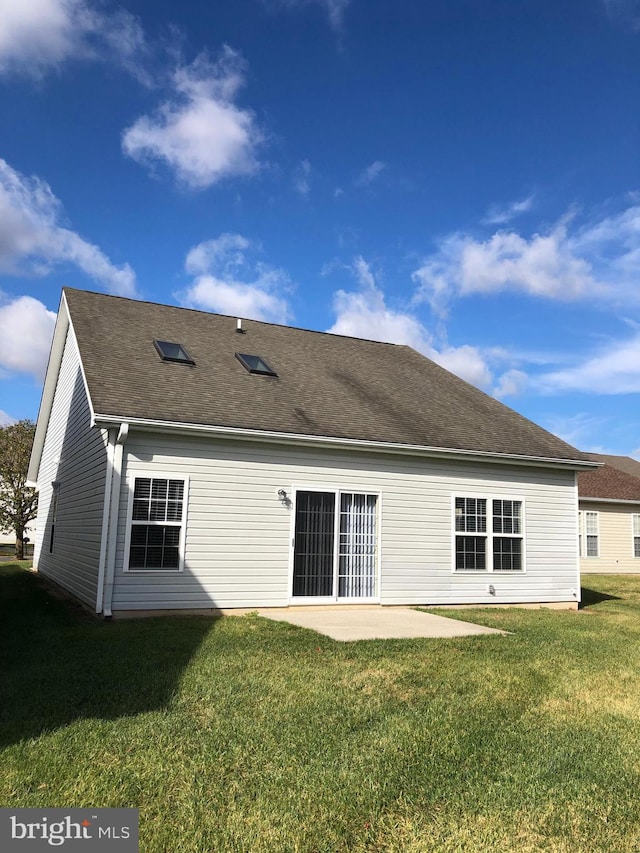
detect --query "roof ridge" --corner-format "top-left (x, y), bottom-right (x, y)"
top-left (63, 287), bottom-right (402, 349)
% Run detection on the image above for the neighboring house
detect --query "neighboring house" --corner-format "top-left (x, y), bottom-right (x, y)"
top-left (28, 288), bottom-right (595, 617)
top-left (578, 454), bottom-right (640, 574)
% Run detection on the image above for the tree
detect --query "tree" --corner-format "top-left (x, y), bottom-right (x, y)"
top-left (0, 420), bottom-right (38, 560)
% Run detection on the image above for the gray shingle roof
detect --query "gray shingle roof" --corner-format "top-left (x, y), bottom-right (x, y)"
top-left (64, 288), bottom-right (588, 462)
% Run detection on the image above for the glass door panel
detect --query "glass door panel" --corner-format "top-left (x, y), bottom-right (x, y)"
top-left (338, 493), bottom-right (377, 598)
top-left (292, 491), bottom-right (335, 597)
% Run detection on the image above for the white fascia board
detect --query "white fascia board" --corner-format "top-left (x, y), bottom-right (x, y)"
top-left (27, 293), bottom-right (70, 485)
top-left (28, 291), bottom-right (98, 486)
top-left (92, 413), bottom-right (599, 472)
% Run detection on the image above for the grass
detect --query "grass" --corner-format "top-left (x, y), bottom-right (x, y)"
top-left (2, 565), bottom-right (640, 852)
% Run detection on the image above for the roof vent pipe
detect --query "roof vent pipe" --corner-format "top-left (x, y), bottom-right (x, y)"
top-left (236, 318), bottom-right (243, 333)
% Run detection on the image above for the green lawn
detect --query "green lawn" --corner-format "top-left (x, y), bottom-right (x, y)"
top-left (2, 564), bottom-right (640, 852)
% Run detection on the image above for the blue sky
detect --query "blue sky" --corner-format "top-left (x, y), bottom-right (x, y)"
top-left (0, 0), bottom-right (639, 457)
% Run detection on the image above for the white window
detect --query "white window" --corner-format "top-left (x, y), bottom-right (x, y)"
top-left (633, 514), bottom-right (640, 558)
top-left (584, 511), bottom-right (599, 557)
top-left (49, 483), bottom-right (60, 554)
top-left (454, 496), bottom-right (523, 572)
top-left (125, 476), bottom-right (188, 571)
top-left (578, 510), bottom-right (583, 557)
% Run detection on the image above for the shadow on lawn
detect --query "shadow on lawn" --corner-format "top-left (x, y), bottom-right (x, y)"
top-left (580, 586), bottom-right (623, 609)
top-left (0, 565), bottom-right (215, 749)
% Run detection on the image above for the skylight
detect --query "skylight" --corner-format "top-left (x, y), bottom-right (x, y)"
top-left (154, 340), bottom-right (195, 364)
top-left (235, 353), bottom-right (277, 376)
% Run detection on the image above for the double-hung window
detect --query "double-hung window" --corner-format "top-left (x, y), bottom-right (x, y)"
top-left (633, 514), bottom-right (640, 559)
top-left (454, 496), bottom-right (524, 572)
top-left (126, 476), bottom-right (188, 571)
top-left (584, 511), bottom-right (599, 558)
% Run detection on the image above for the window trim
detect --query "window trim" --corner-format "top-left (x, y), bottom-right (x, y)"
top-left (123, 473), bottom-right (189, 573)
top-left (451, 494), bottom-right (526, 574)
top-left (582, 509), bottom-right (599, 558)
top-left (578, 509), bottom-right (583, 558)
top-left (49, 482), bottom-right (60, 554)
top-left (633, 513), bottom-right (640, 559)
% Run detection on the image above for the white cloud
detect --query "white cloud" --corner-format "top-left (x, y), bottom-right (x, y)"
top-left (0, 158), bottom-right (136, 295)
top-left (327, 256), bottom-right (496, 390)
top-left (293, 160), bottom-right (311, 196)
top-left (0, 0), bottom-right (147, 79)
top-left (536, 333), bottom-right (640, 395)
top-left (181, 233), bottom-right (292, 323)
top-left (483, 194), bottom-right (535, 225)
top-left (185, 233), bottom-right (251, 277)
top-left (493, 368), bottom-right (528, 399)
top-left (122, 48), bottom-right (262, 190)
top-left (355, 160), bottom-right (386, 188)
top-left (412, 205), bottom-right (640, 318)
top-left (0, 409), bottom-right (16, 425)
top-left (0, 295), bottom-right (56, 380)
top-left (539, 413), bottom-right (606, 449)
top-left (413, 222), bottom-right (598, 318)
top-left (602, 0), bottom-right (640, 30)
top-left (435, 345), bottom-right (493, 391)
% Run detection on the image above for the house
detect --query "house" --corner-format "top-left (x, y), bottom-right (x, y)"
top-left (578, 453), bottom-right (640, 574)
top-left (28, 288), bottom-right (596, 616)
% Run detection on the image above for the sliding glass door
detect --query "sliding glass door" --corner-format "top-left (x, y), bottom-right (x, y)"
top-left (293, 490), bottom-right (378, 600)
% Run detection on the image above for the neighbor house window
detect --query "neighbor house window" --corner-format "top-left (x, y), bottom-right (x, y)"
top-left (633, 514), bottom-right (640, 558)
top-left (584, 511), bottom-right (599, 557)
top-left (126, 476), bottom-right (187, 571)
top-left (454, 496), bottom-right (523, 572)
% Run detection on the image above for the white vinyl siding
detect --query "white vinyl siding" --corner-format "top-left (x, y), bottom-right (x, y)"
top-left (33, 328), bottom-right (108, 608)
top-left (109, 432), bottom-right (579, 611)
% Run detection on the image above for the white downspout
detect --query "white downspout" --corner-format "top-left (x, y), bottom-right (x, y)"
top-left (102, 422), bottom-right (129, 618)
top-left (95, 428), bottom-right (116, 613)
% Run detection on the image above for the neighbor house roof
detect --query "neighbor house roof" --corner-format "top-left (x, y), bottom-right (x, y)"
top-left (61, 288), bottom-right (589, 463)
top-left (578, 453), bottom-right (640, 502)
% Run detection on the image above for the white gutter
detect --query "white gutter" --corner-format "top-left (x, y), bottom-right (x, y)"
top-left (95, 428), bottom-right (117, 614)
top-left (93, 413), bottom-right (599, 471)
top-left (102, 422), bottom-right (129, 618)
top-left (572, 472), bottom-right (580, 604)
top-left (579, 496), bottom-right (640, 505)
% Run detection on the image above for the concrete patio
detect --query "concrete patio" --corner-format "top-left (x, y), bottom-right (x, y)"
top-left (256, 606), bottom-right (506, 642)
